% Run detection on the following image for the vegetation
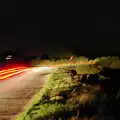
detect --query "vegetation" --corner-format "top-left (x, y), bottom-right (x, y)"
top-left (93, 56), bottom-right (120, 68)
top-left (31, 56), bottom-right (93, 67)
top-left (16, 56), bottom-right (120, 120)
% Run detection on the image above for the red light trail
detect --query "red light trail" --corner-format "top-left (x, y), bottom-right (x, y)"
top-left (0, 66), bottom-right (29, 80)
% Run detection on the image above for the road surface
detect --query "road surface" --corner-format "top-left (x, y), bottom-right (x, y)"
top-left (0, 67), bottom-right (54, 120)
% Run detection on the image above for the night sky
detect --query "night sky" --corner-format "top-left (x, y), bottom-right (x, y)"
top-left (0, 1), bottom-right (120, 56)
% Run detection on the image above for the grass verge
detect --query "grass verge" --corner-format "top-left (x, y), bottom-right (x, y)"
top-left (16, 57), bottom-right (120, 120)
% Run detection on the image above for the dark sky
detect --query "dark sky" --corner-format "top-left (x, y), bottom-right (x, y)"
top-left (0, 1), bottom-right (120, 56)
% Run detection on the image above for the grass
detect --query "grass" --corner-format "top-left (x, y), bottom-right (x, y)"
top-left (31, 56), bottom-right (93, 67)
top-left (16, 56), bottom-right (120, 120)
top-left (93, 56), bottom-right (120, 68)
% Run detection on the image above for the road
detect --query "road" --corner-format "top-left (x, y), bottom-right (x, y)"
top-left (0, 67), bottom-right (54, 120)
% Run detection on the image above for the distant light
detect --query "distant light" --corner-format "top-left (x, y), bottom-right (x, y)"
top-left (32, 67), bottom-right (53, 73)
top-left (7, 55), bottom-right (12, 58)
top-left (5, 55), bottom-right (12, 60)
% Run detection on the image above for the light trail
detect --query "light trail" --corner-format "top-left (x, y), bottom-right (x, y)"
top-left (0, 66), bottom-right (30, 80)
top-left (0, 67), bottom-right (27, 74)
top-left (0, 68), bottom-right (26, 75)
top-left (0, 67), bottom-right (51, 80)
top-left (0, 69), bottom-right (30, 80)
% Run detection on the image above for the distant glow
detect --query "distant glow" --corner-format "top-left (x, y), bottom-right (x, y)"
top-left (32, 67), bottom-right (53, 73)
top-left (41, 67), bottom-right (52, 70)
